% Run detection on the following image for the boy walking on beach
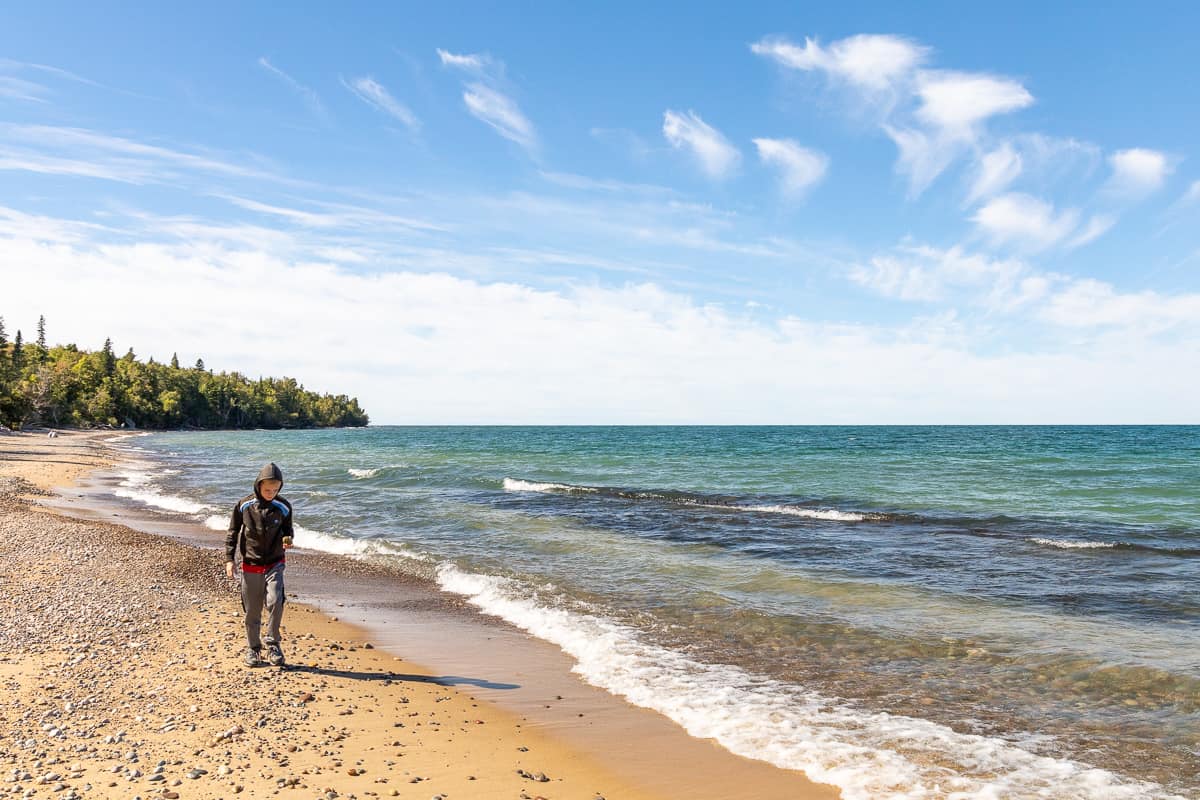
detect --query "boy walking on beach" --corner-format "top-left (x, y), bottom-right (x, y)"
top-left (225, 463), bottom-right (294, 667)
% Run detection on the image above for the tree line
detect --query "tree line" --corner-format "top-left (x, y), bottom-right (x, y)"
top-left (0, 316), bottom-right (369, 430)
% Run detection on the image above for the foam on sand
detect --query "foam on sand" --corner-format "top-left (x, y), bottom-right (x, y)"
top-left (114, 467), bottom-right (216, 515)
top-left (436, 563), bottom-right (1181, 800)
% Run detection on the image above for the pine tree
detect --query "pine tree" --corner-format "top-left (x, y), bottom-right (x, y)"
top-left (170, 352), bottom-right (180, 369)
top-left (12, 331), bottom-right (23, 370)
top-left (0, 316), bottom-right (7, 348)
top-left (194, 358), bottom-right (205, 371)
top-left (101, 338), bottom-right (115, 376)
top-left (36, 316), bottom-right (46, 350)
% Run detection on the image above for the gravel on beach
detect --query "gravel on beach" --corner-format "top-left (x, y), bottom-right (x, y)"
top-left (0, 476), bottom-right (645, 800)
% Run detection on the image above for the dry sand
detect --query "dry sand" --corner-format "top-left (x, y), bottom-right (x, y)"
top-left (0, 430), bottom-right (840, 800)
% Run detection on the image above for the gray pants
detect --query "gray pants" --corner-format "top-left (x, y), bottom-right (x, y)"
top-left (239, 561), bottom-right (285, 650)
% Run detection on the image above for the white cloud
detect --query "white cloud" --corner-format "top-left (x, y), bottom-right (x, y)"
top-left (971, 193), bottom-right (1080, 251)
top-left (1106, 148), bottom-right (1171, 198)
top-left (753, 33), bottom-right (1037, 197)
top-left (5, 226), bottom-right (1197, 423)
top-left (914, 71), bottom-right (1033, 134)
top-left (750, 34), bottom-right (927, 92)
top-left (1039, 278), bottom-right (1200, 333)
top-left (343, 76), bottom-right (420, 132)
top-left (662, 110), bottom-right (741, 180)
top-left (462, 82), bottom-right (536, 151)
top-left (850, 244), bottom-right (1035, 308)
top-left (753, 138), bottom-right (829, 197)
top-left (884, 73), bottom-right (1032, 196)
top-left (436, 49), bottom-right (487, 71)
top-left (258, 57), bottom-right (327, 121)
top-left (966, 143), bottom-right (1023, 204)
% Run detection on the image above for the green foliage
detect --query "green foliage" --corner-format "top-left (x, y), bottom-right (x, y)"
top-left (0, 321), bottom-right (369, 430)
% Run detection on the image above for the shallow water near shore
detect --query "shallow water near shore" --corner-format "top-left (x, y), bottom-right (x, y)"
top-left (104, 426), bottom-right (1199, 799)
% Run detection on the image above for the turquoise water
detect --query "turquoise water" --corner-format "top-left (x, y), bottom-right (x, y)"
top-left (111, 426), bottom-right (1199, 799)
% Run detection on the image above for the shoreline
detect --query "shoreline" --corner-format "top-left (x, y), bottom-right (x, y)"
top-left (0, 430), bottom-right (840, 800)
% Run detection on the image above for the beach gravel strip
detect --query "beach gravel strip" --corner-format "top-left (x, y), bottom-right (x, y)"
top-left (0, 476), bottom-right (631, 800)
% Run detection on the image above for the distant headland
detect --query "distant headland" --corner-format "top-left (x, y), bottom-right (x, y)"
top-left (0, 315), bottom-right (368, 430)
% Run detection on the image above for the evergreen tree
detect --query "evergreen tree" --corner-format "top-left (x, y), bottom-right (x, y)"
top-left (170, 352), bottom-right (180, 369)
top-left (36, 316), bottom-right (46, 350)
top-left (0, 316), bottom-right (7, 347)
top-left (12, 331), bottom-right (23, 370)
top-left (194, 358), bottom-right (205, 371)
top-left (101, 337), bottom-right (116, 375)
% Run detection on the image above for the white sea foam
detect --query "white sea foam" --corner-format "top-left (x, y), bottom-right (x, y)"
top-left (1032, 538), bottom-right (1118, 550)
top-left (503, 478), bottom-right (598, 493)
top-left (103, 434), bottom-right (140, 444)
top-left (204, 514), bottom-right (227, 531)
top-left (113, 467), bottom-right (216, 515)
top-left (436, 564), bottom-right (1180, 800)
top-left (348, 468), bottom-right (380, 479)
top-left (729, 503), bottom-right (873, 522)
top-left (504, 478), bottom-right (875, 521)
top-left (292, 524), bottom-right (429, 561)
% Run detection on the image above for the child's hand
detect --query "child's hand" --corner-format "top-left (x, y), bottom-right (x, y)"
top-left (225, 561), bottom-right (235, 579)
top-left (282, 536), bottom-right (293, 549)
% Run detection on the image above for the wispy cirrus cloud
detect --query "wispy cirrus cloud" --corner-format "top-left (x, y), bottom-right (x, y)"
top-left (750, 34), bottom-right (927, 95)
top-left (0, 123), bottom-right (301, 189)
top-left (1065, 214), bottom-right (1117, 249)
top-left (463, 82), bottom-right (536, 149)
top-left (435, 48), bottom-right (488, 72)
top-left (753, 137), bottom-right (828, 197)
top-left (221, 195), bottom-right (448, 234)
top-left (0, 75), bottom-right (49, 103)
top-left (438, 48), bottom-right (537, 154)
top-left (966, 143), bottom-right (1023, 204)
top-left (258, 57), bottom-right (328, 121)
top-left (343, 76), bottom-right (420, 132)
top-left (663, 110), bottom-right (741, 180)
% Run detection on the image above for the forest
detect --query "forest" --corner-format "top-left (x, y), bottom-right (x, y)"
top-left (0, 316), bottom-right (369, 430)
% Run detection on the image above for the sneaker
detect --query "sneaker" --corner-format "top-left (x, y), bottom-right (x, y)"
top-left (267, 644), bottom-right (285, 667)
top-left (244, 648), bottom-right (261, 667)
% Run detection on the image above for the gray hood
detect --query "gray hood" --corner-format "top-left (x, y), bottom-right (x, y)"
top-left (253, 462), bottom-right (284, 503)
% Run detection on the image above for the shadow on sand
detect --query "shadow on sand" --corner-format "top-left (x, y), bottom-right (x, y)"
top-left (279, 663), bottom-right (520, 690)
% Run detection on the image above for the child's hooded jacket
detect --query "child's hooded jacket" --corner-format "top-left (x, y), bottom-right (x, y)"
top-left (225, 462), bottom-right (293, 566)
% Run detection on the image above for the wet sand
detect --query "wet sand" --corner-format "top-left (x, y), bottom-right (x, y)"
top-left (0, 430), bottom-right (840, 800)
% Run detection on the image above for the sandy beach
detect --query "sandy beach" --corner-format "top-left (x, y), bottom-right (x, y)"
top-left (0, 430), bottom-right (839, 800)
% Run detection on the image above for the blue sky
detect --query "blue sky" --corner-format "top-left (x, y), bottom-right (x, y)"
top-left (1, 3), bottom-right (1197, 423)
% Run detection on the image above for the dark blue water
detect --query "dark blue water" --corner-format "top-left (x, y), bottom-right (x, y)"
top-left (108, 426), bottom-right (1200, 799)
